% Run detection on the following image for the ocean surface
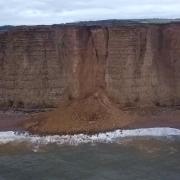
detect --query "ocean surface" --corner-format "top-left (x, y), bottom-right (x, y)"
top-left (0, 128), bottom-right (180, 180)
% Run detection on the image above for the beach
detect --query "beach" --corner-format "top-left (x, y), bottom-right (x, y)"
top-left (0, 107), bottom-right (180, 135)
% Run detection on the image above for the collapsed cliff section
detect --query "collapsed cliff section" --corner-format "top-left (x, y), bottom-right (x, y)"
top-left (23, 91), bottom-right (133, 135)
top-left (0, 22), bottom-right (180, 134)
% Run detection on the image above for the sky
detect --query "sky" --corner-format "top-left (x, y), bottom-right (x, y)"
top-left (0, 0), bottom-right (180, 25)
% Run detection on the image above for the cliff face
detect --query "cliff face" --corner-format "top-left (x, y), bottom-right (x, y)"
top-left (0, 23), bottom-right (180, 108)
top-left (106, 25), bottom-right (180, 107)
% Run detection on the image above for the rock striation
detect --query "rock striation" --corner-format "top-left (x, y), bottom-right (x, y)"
top-left (0, 21), bottom-right (180, 109)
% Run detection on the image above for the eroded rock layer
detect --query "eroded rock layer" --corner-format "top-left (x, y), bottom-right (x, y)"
top-left (0, 23), bottom-right (180, 109)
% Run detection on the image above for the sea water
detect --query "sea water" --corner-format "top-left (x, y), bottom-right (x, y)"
top-left (0, 128), bottom-right (180, 180)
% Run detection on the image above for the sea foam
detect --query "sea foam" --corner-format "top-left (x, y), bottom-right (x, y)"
top-left (0, 128), bottom-right (180, 145)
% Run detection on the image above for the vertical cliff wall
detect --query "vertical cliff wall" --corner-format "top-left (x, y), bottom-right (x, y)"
top-left (0, 23), bottom-right (180, 108)
top-left (107, 24), bottom-right (180, 107)
top-left (106, 25), bottom-right (180, 107)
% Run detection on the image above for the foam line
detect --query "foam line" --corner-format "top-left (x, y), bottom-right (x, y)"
top-left (0, 127), bottom-right (180, 145)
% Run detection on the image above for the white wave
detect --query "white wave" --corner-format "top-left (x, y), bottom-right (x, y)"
top-left (0, 127), bottom-right (180, 145)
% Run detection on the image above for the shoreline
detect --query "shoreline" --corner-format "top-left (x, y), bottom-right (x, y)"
top-left (0, 127), bottom-right (180, 146)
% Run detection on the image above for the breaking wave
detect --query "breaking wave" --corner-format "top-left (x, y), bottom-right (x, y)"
top-left (0, 128), bottom-right (180, 145)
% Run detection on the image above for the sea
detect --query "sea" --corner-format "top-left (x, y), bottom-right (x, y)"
top-left (0, 128), bottom-right (180, 180)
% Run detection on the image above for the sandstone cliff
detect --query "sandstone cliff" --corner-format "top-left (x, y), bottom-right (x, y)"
top-left (0, 21), bottom-right (180, 109)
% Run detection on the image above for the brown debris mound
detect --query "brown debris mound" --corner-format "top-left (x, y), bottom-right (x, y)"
top-left (22, 91), bottom-right (134, 135)
top-left (21, 90), bottom-right (180, 135)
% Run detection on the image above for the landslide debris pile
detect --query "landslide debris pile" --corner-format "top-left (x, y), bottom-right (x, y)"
top-left (23, 91), bottom-right (131, 135)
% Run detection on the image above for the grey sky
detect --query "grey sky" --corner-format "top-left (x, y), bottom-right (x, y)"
top-left (0, 0), bottom-right (180, 25)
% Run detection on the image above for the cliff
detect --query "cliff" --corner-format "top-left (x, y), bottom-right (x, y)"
top-left (0, 20), bottom-right (180, 134)
top-left (1, 21), bottom-right (180, 108)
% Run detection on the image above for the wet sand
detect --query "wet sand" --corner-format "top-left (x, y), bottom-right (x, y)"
top-left (123, 107), bottom-right (180, 129)
top-left (0, 111), bottom-right (29, 131)
top-left (0, 110), bottom-right (43, 132)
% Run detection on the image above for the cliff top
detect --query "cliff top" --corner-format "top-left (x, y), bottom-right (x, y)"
top-left (1, 19), bottom-right (180, 32)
